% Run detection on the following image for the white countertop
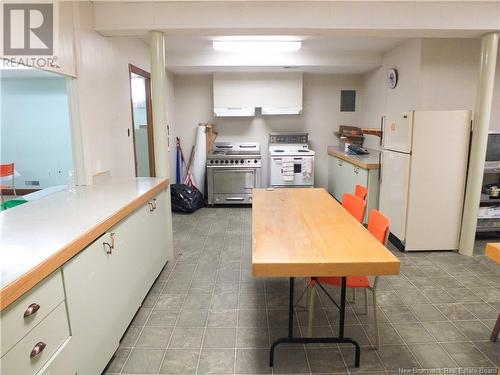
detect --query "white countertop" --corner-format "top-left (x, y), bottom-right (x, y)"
top-left (0, 178), bottom-right (167, 291)
top-left (327, 145), bottom-right (381, 170)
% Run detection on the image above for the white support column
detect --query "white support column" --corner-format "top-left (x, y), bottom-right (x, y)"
top-left (459, 32), bottom-right (499, 256)
top-left (149, 30), bottom-right (170, 178)
top-left (149, 30), bottom-right (174, 262)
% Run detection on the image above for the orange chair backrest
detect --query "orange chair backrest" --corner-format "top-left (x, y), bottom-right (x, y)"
top-left (342, 193), bottom-right (367, 223)
top-left (1, 163), bottom-right (14, 178)
top-left (367, 209), bottom-right (390, 245)
top-left (354, 184), bottom-right (368, 201)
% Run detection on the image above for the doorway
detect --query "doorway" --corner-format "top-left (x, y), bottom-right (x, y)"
top-left (129, 64), bottom-right (155, 177)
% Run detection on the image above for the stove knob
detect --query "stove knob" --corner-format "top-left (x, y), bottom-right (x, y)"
top-left (240, 160), bottom-right (244, 164)
top-left (254, 159), bottom-right (258, 163)
top-left (230, 160), bottom-right (234, 164)
top-left (215, 160), bottom-right (219, 164)
top-left (210, 160), bottom-right (214, 164)
top-left (225, 160), bottom-right (229, 164)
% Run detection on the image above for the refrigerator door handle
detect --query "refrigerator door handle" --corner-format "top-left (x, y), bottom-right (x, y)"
top-left (381, 116), bottom-right (386, 148)
top-left (379, 152), bottom-right (382, 182)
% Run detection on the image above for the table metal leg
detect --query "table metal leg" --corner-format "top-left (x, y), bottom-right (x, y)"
top-left (491, 313), bottom-right (500, 342)
top-left (289, 277), bottom-right (294, 338)
top-left (339, 276), bottom-right (346, 339)
top-left (269, 276), bottom-right (360, 368)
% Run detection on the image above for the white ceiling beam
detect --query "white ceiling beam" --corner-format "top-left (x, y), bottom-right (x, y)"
top-left (93, 1), bottom-right (500, 37)
top-left (166, 50), bottom-right (381, 71)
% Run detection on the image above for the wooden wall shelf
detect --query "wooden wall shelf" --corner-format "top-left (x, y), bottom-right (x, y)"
top-left (362, 128), bottom-right (383, 138)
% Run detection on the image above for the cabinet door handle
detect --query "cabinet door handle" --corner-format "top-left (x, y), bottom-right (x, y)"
top-left (103, 233), bottom-right (116, 255)
top-left (30, 342), bottom-right (46, 359)
top-left (24, 303), bottom-right (40, 318)
top-left (103, 242), bottom-right (112, 254)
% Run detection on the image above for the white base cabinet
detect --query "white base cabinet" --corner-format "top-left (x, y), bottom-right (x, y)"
top-left (1, 270), bottom-right (73, 375)
top-left (328, 155), bottom-right (379, 222)
top-left (62, 190), bottom-right (169, 375)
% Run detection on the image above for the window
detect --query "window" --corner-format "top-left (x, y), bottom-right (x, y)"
top-left (1, 65), bottom-right (74, 197)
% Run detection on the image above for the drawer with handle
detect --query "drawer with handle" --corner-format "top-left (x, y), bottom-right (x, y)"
top-left (1, 302), bottom-right (70, 375)
top-left (36, 337), bottom-right (75, 375)
top-left (1, 270), bottom-right (65, 357)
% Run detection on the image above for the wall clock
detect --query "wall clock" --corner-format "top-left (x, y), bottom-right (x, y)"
top-left (387, 68), bottom-right (398, 89)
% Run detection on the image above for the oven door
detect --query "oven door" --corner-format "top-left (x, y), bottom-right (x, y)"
top-left (270, 157), bottom-right (314, 187)
top-left (211, 168), bottom-right (256, 204)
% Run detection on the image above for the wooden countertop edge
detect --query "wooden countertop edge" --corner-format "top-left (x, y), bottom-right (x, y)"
top-left (0, 179), bottom-right (169, 311)
top-left (327, 148), bottom-right (380, 170)
top-left (485, 243), bottom-right (500, 264)
top-left (251, 260), bottom-right (400, 278)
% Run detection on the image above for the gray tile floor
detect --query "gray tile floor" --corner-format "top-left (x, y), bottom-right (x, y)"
top-left (105, 207), bottom-right (500, 374)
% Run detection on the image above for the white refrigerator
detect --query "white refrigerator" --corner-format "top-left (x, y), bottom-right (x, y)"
top-left (379, 110), bottom-right (471, 251)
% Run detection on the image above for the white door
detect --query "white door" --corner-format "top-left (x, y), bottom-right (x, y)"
top-left (328, 156), bottom-right (336, 195)
top-left (382, 111), bottom-right (413, 153)
top-left (330, 157), bottom-right (344, 201)
top-left (379, 150), bottom-right (411, 242)
top-left (63, 233), bottom-right (121, 375)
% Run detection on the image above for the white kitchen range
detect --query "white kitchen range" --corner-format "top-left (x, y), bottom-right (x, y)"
top-left (269, 132), bottom-right (315, 188)
top-left (206, 142), bottom-right (262, 205)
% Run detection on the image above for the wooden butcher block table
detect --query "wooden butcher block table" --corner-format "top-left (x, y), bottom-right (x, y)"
top-left (252, 188), bottom-right (400, 368)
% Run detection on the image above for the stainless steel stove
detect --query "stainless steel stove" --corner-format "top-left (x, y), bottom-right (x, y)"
top-left (207, 142), bottom-right (261, 205)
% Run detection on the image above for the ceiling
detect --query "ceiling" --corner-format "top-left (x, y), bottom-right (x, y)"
top-left (94, 1), bottom-right (497, 75)
top-left (164, 35), bottom-right (407, 74)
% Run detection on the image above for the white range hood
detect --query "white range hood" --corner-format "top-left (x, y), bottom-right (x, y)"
top-left (213, 107), bottom-right (256, 117)
top-left (213, 72), bottom-right (303, 117)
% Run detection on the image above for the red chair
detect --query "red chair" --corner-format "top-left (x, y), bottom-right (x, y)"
top-left (342, 193), bottom-right (366, 223)
top-left (354, 184), bottom-right (368, 201)
top-left (307, 209), bottom-right (390, 349)
top-left (1, 163), bottom-right (16, 203)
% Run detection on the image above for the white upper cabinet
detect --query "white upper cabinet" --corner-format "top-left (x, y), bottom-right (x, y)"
top-left (213, 72), bottom-right (303, 117)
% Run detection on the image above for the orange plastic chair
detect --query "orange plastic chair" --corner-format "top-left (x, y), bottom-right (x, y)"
top-left (1, 163), bottom-right (16, 203)
top-left (342, 193), bottom-right (366, 223)
top-left (308, 209), bottom-right (390, 349)
top-left (354, 184), bottom-right (368, 201)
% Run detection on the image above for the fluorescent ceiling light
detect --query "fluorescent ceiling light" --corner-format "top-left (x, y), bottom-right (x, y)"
top-left (213, 39), bottom-right (301, 53)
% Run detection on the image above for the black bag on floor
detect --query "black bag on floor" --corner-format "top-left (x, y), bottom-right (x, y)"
top-left (171, 184), bottom-right (204, 213)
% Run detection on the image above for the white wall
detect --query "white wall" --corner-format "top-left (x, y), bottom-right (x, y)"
top-left (1, 2), bottom-right (151, 187)
top-left (73, 2), bottom-right (152, 183)
top-left (172, 73), bottom-right (361, 188)
top-left (171, 74), bottom-right (212, 185)
top-left (360, 37), bottom-right (500, 146)
top-left (359, 39), bottom-right (423, 148)
top-left (420, 38), bottom-right (500, 129)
